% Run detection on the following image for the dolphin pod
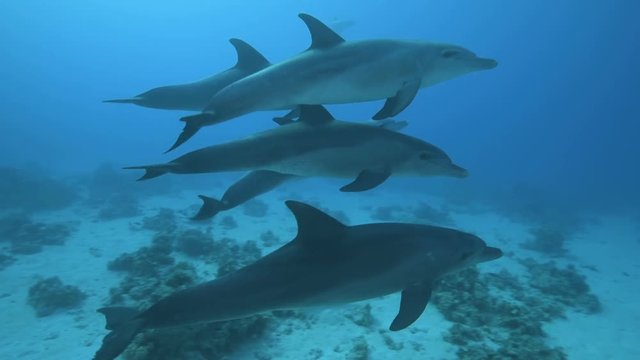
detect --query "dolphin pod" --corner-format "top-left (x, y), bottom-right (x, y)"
top-left (93, 201), bottom-right (503, 360)
top-left (169, 13), bottom-right (497, 151)
top-left (96, 12), bottom-right (500, 360)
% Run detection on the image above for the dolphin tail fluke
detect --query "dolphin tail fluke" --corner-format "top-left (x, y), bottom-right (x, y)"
top-left (166, 113), bottom-right (216, 153)
top-left (192, 195), bottom-right (226, 220)
top-left (103, 98), bottom-right (141, 104)
top-left (93, 307), bottom-right (144, 360)
top-left (123, 163), bottom-right (176, 181)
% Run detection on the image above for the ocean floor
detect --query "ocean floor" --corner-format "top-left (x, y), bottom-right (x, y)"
top-left (0, 181), bottom-right (638, 360)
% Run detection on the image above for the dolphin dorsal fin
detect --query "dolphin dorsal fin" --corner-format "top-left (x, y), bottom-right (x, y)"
top-left (298, 105), bottom-right (335, 125)
top-left (298, 13), bottom-right (345, 50)
top-left (286, 201), bottom-right (346, 246)
top-left (229, 38), bottom-right (270, 70)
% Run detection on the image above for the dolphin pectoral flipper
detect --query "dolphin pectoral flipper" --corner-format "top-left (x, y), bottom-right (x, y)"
top-left (167, 113), bottom-right (217, 152)
top-left (273, 107), bottom-right (301, 126)
top-left (389, 283), bottom-right (433, 331)
top-left (123, 163), bottom-right (177, 181)
top-left (93, 307), bottom-right (144, 360)
top-left (340, 168), bottom-right (391, 192)
top-left (372, 79), bottom-right (421, 120)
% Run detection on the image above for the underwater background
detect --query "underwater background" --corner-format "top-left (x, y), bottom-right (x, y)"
top-left (0, 1), bottom-right (638, 359)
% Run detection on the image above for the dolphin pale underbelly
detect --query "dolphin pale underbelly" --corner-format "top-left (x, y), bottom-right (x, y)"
top-left (265, 142), bottom-right (404, 178)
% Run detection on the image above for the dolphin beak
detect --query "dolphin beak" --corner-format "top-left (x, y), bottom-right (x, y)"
top-left (450, 164), bottom-right (469, 178)
top-left (479, 246), bottom-right (503, 262)
top-left (103, 97), bottom-right (142, 104)
top-left (476, 57), bottom-right (498, 70)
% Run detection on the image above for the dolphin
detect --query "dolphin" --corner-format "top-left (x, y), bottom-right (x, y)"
top-left (192, 119), bottom-right (410, 220)
top-left (103, 38), bottom-right (271, 111)
top-left (92, 200), bottom-right (503, 360)
top-left (125, 105), bottom-right (468, 192)
top-left (168, 13), bottom-right (497, 151)
top-left (192, 170), bottom-right (298, 220)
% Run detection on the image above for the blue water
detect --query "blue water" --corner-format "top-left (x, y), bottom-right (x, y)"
top-left (0, 1), bottom-right (639, 359)
top-left (1, 0), bottom-right (638, 212)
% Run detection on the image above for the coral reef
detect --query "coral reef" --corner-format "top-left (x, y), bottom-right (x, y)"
top-left (123, 315), bottom-right (270, 360)
top-left (242, 199), bottom-right (269, 217)
top-left (0, 252), bottom-right (16, 271)
top-left (260, 230), bottom-right (280, 247)
top-left (307, 348), bottom-right (323, 360)
top-left (0, 213), bottom-right (74, 254)
top-left (108, 229), bottom-right (197, 306)
top-left (107, 235), bottom-right (175, 277)
top-left (380, 331), bottom-right (403, 351)
top-left (521, 225), bottom-right (571, 257)
top-left (370, 205), bottom-right (404, 221)
top-left (0, 166), bottom-right (77, 211)
top-left (27, 276), bottom-right (86, 317)
top-left (346, 336), bottom-right (369, 360)
top-left (139, 208), bottom-right (177, 233)
top-left (344, 303), bottom-right (375, 328)
top-left (106, 230), bottom-right (271, 360)
top-left (432, 258), bottom-right (601, 359)
top-left (411, 202), bottom-right (453, 225)
top-left (175, 228), bottom-right (215, 258)
top-left (520, 258), bottom-right (602, 314)
top-left (371, 203), bottom-right (452, 224)
top-left (109, 261), bottom-right (198, 307)
top-left (213, 239), bottom-right (262, 277)
top-left (220, 215), bottom-right (238, 230)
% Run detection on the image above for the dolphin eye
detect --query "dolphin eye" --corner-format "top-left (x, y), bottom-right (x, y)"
top-left (441, 49), bottom-right (460, 59)
top-left (460, 252), bottom-right (472, 261)
top-left (419, 152), bottom-right (430, 160)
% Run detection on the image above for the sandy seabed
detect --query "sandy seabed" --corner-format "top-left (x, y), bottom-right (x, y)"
top-left (1, 184), bottom-right (638, 360)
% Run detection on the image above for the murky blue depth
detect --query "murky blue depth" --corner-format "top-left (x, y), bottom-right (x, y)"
top-left (0, 1), bottom-right (638, 360)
